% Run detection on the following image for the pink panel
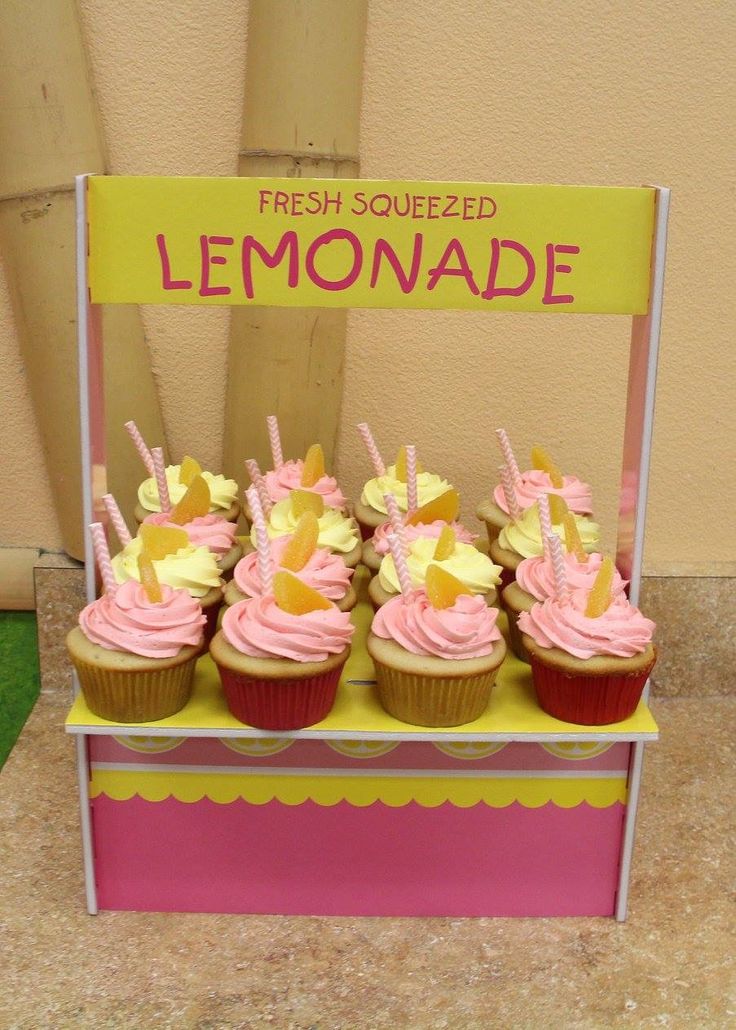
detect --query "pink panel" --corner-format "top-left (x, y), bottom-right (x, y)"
top-left (92, 797), bottom-right (625, 917)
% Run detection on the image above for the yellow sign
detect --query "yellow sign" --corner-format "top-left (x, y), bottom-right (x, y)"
top-left (88, 176), bottom-right (655, 313)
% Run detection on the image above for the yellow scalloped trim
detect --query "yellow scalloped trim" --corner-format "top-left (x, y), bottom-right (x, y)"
top-left (90, 770), bottom-right (627, 809)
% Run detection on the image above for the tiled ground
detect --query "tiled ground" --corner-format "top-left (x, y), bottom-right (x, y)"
top-left (1, 691), bottom-right (734, 1029)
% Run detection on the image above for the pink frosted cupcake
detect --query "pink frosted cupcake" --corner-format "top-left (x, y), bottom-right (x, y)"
top-left (519, 562), bottom-right (656, 725)
top-left (143, 511), bottom-right (242, 577)
top-left (210, 571), bottom-right (355, 730)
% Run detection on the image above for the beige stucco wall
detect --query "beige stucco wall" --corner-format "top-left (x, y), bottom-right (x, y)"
top-left (2, 0), bottom-right (734, 574)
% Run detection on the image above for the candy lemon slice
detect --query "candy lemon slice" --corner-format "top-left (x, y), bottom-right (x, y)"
top-left (426, 564), bottom-right (472, 610)
top-left (563, 512), bottom-right (587, 563)
top-left (406, 488), bottom-right (460, 526)
top-left (273, 570), bottom-right (332, 613)
top-left (179, 455), bottom-right (202, 486)
top-left (433, 525), bottom-right (456, 561)
top-left (290, 489), bottom-right (325, 519)
top-left (137, 552), bottom-right (163, 603)
top-left (139, 524), bottom-right (189, 560)
top-left (531, 445), bottom-right (564, 489)
top-left (300, 444), bottom-right (326, 487)
top-left (281, 512), bottom-right (320, 572)
top-left (548, 493), bottom-right (569, 525)
top-left (585, 557), bottom-right (614, 618)
top-left (170, 474), bottom-right (211, 525)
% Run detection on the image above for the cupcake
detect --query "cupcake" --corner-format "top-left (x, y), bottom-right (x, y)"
top-left (477, 436), bottom-right (593, 546)
top-left (141, 473), bottom-right (242, 578)
top-left (362, 488), bottom-right (477, 574)
top-left (210, 570), bottom-right (355, 730)
top-left (367, 564), bottom-right (507, 726)
top-left (67, 558), bottom-right (205, 723)
top-left (503, 513), bottom-right (626, 662)
top-left (225, 513), bottom-right (356, 612)
top-left (518, 559), bottom-right (656, 725)
top-left (490, 497), bottom-right (599, 593)
top-left (369, 527), bottom-right (502, 609)
top-left (251, 490), bottom-right (362, 568)
top-left (262, 442), bottom-right (348, 511)
top-left (135, 454), bottom-right (239, 524)
top-left (112, 524), bottom-right (224, 645)
top-left (354, 444), bottom-right (452, 541)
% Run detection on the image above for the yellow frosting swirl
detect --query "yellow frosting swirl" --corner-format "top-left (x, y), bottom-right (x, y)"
top-left (360, 464), bottom-right (451, 514)
top-left (251, 498), bottom-right (359, 555)
top-left (498, 506), bottom-right (600, 559)
top-left (138, 465), bottom-right (238, 513)
top-left (378, 538), bottom-right (502, 595)
top-left (112, 538), bottom-right (223, 598)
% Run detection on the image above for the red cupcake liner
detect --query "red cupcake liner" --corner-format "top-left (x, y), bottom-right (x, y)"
top-left (528, 656), bottom-right (653, 725)
top-left (498, 565), bottom-right (516, 593)
top-left (202, 598), bottom-right (223, 647)
top-left (216, 663), bottom-right (344, 730)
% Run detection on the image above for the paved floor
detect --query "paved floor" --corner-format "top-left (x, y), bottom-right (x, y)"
top-left (1, 691), bottom-right (734, 1029)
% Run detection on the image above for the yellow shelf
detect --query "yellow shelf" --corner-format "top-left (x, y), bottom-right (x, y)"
top-left (66, 574), bottom-right (659, 744)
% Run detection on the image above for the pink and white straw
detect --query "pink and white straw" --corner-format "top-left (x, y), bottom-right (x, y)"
top-left (495, 428), bottom-right (522, 485)
top-left (356, 422), bottom-right (386, 477)
top-left (266, 415), bottom-right (284, 470)
top-left (386, 531), bottom-right (413, 598)
top-left (499, 464), bottom-right (522, 521)
top-left (124, 420), bottom-right (155, 476)
top-left (89, 522), bottom-right (117, 595)
top-left (384, 492), bottom-right (406, 544)
top-left (151, 447), bottom-right (171, 513)
top-left (406, 444), bottom-right (418, 513)
top-left (244, 458), bottom-right (272, 516)
top-left (102, 494), bottom-right (132, 546)
top-left (537, 494), bottom-right (553, 563)
top-left (246, 485), bottom-right (274, 593)
top-left (546, 532), bottom-right (569, 600)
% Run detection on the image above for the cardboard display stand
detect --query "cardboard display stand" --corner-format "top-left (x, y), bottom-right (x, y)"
top-left (66, 175), bottom-right (669, 920)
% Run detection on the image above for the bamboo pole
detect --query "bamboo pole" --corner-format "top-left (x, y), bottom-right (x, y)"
top-left (0, 0), bottom-right (165, 560)
top-left (223, 0), bottom-right (367, 478)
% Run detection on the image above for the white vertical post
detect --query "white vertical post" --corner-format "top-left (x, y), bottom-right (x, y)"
top-left (614, 186), bottom-right (670, 922)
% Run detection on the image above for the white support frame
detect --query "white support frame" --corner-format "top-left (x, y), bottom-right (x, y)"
top-left (73, 175), bottom-right (669, 920)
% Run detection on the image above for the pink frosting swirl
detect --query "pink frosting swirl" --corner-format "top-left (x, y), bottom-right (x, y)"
top-left (372, 590), bottom-right (502, 660)
top-left (222, 595), bottom-right (354, 661)
top-left (264, 460), bottom-right (347, 510)
top-left (518, 590), bottom-right (655, 659)
top-left (493, 470), bottom-right (593, 515)
top-left (143, 511), bottom-right (237, 557)
top-left (79, 581), bottom-right (205, 659)
top-left (371, 519), bottom-right (477, 556)
top-left (233, 535), bottom-right (353, 601)
top-left (516, 552), bottom-right (628, 602)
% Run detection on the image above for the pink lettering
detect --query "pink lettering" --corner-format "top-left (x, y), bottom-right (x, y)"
top-left (482, 238), bottom-right (535, 300)
top-left (156, 233), bottom-right (192, 291)
top-left (426, 238), bottom-right (480, 295)
top-left (199, 235), bottom-right (233, 297)
top-left (542, 244), bottom-right (580, 305)
top-left (305, 229), bottom-right (363, 291)
top-left (370, 234), bottom-right (423, 294)
top-left (241, 231), bottom-right (299, 300)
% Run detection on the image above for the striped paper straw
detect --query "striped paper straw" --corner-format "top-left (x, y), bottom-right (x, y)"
top-left (495, 428), bottom-right (522, 485)
top-left (124, 420), bottom-right (155, 476)
top-left (499, 464), bottom-right (522, 520)
top-left (383, 492), bottom-right (406, 544)
top-left (266, 415), bottom-right (284, 469)
top-left (102, 494), bottom-right (132, 546)
top-left (406, 444), bottom-right (418, 513)
top-left (546, 532), bottom-right (569, 599)
top-left (357, 422), bottom-right (386, 477)
top-left (537, 494), bottom-right (552, 562)
top-left (246, 485), bottom-right (273, 593)
top-left (244, 458), bottom-right (272, 516)
top-left (151, 447), bottom-right (171, 512)
top-left (89, 523), bottom-right (117, 595)
top-left (386, 531), bottom-right (413, 598)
